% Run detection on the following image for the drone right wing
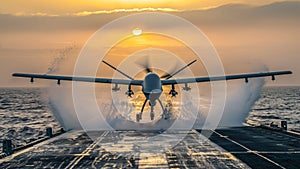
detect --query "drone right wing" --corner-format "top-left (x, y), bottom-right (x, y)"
top-left (161, 70), bottom-right (292, 85)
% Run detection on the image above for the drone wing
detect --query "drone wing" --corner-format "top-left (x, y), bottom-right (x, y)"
top-left (161, 70), bottom-right (292, 85)
top-left (12, 73), bottom-right (143, 86)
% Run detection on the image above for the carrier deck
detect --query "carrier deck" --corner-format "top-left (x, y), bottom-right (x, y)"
top-left (0, 125), bottom-right (299, 169)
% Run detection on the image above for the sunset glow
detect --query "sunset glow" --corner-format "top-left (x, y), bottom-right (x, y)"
top-left (103, 33), bottom-right (199, 61)
top-left (0, 0), bottom-right (289, 16)
top-left (0, 0), bottom-right (298, 86)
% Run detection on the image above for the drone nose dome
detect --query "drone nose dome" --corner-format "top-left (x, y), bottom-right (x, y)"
top-left (143, 73), bottom-right (162, 93)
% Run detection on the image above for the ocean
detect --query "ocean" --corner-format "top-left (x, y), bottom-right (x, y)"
top-left (0, 86), bottom-right (299, 147)
top-left (0, 88), bottom-right (60, 147)
top-left (246, 86), bottom-right (300, 130)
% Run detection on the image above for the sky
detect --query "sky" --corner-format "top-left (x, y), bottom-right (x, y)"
top-left (0, 0), bottom-right (299, 86)
top-left (0, 0), bottom-right (289, 15)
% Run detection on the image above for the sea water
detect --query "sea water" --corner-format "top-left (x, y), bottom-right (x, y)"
top-left (0, 87), bottom-right (299, 147)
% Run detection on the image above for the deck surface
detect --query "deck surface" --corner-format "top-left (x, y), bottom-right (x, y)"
top-left (200, 126), bottom-right (300, 169)
top-left (1, 126), bottom-right (299, 168)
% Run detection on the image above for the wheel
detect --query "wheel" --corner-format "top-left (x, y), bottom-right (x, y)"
top-left (163, 111), bottom-right (168, 120)
top-left (150, 112), bottom-right (154, 121)
top-left (136, 113), bottom-right (140, 122)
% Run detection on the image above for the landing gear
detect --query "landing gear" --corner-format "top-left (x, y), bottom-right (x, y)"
top-left (149, 103), bottom-right (155, 120)
top-left (150, 111), bottom-right (154, 121)
top-left (148, 100), bottom-right (158, 121)
top-left (135, 99), bottom-right (170, 122)
top-left (158, 99), bottom-right (168, 120)
top-left (162, 114), bottom-right (167, 120)
top-left (136, 99), bottom-right (148, 122)
top-left (136, 113), bottom-right (141, 122)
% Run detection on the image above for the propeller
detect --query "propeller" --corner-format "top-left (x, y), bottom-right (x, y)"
top-left (136, 56), bottom-right (197, 79)
top-left (160, 73), bottom-right (171, 79)
top-left (160, 62), bottom-right (180, 79)
top-left (135, 56), bottom-right (153, 73)
top-left (161, 59), bottom-right (197, 79)
top-left (166, 59), bottom-right (197, 79)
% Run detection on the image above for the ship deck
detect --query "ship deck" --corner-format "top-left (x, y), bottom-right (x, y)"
top-left (0, 126), bottom-right (299, 169)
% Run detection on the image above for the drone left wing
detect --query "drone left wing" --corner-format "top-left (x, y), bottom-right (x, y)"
top-left (12, 73), bottom-right (143, 86)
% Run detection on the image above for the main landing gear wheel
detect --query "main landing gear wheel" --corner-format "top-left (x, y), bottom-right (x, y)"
top-left (162, 112), bottom-right (168, 120)
top-left (136, 113), bottom-right (142, 122)
top-left (136, 99), bottom-right (148, 123)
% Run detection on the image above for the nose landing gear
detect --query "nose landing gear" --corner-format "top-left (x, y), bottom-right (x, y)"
top-left (150, 111), bottom-right (154, 121)
top-left (150, 105), bottom-right (155, 120)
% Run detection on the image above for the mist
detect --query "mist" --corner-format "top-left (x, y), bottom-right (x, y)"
top-left (43, 44), bottom-right (267, 130)
top-left (217, 78), bottom-right (265, 127)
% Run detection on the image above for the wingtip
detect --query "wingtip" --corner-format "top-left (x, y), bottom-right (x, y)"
top-left (283, 70), bottom-right (293, 74)
top-left (12, 73), bottom-right (18, 77)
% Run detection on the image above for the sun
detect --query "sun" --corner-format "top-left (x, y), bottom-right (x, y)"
top-left (132, 28), bottom-right (142, 36)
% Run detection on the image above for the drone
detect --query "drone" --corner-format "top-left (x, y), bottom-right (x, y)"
top-left (13, 58), bottom-right (292, 122)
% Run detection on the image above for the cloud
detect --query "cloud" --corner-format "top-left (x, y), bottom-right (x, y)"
top-left (12, 12), bottom-right (59, 17)
top-left (74, 8), bottom-right (180, 16)
top-left (3, 8), bottom-right (180, 17)
top-left (0, 1), bottom-right (299, 32)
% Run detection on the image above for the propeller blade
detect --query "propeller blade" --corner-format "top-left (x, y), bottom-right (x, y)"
top-left (160, 61), bottom-right (181, 79)
top-left (165, 59), bottom-right (197, 79)
top-left (135, 56), bottom-right (152, 73)
top-left (160, 73), bottom-right (171, 79)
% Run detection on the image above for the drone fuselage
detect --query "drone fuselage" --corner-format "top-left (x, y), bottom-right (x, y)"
top-left (142, 72), bottom-right (162, 106)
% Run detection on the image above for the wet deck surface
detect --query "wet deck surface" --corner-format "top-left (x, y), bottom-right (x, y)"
top-left (0, 126), bottom-right (299, 168)
top-left (200, 126), bottom-right (300, 169)
top-left (0, 130), bottom-right (248, 169)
